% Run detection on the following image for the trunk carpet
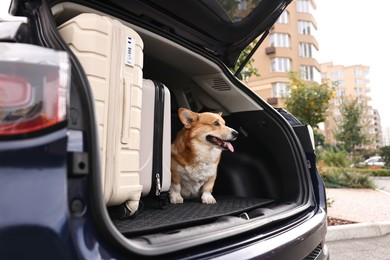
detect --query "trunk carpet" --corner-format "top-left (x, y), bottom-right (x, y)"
top-left (110, 196), bottom-right (273, 236)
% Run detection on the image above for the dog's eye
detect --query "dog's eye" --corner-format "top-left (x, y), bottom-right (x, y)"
top-left (213, 121), bottom-right (220, 126)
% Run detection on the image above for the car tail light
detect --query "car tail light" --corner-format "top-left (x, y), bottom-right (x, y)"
top-left (0, 43), bottom-right (70, 136)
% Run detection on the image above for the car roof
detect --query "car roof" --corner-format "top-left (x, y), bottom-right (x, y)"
top-left (89, 0), bottom-right (291, 67)
top-left (365, 156), bottom-right (381, 161)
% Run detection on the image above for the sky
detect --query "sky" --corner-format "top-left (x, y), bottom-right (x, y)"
top-left (315, 0), bottom-right (390, 129)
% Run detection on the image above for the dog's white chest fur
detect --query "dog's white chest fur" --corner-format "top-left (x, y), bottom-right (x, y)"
top-left (178, 147), bottom-right (221, 198)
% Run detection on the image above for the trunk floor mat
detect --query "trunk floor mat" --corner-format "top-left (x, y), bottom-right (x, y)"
top-left (110, 196), bottom-right (273, 236)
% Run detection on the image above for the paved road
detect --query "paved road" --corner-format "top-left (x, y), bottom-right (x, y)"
top-left (327, 233), bottom-right (390, 260)
top-left (372, 176), bottom-right (390, 193)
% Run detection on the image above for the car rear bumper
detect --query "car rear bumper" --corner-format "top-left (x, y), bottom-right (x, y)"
top-left (214, 208), bottom-right (328, 260)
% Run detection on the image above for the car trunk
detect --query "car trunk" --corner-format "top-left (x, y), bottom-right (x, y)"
top-left (48, 1), bottom-right (314, 253)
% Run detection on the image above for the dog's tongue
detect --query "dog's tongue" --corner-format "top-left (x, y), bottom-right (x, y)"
top-left (223, 141), bottom-right (234, 152)
top-left (209, 136), bottom-right (235, 152)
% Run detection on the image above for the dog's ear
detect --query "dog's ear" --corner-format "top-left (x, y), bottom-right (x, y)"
top-left (217, 112), bottom-right (222, 116)
top-left (178, 108), bottom-right (198, 129)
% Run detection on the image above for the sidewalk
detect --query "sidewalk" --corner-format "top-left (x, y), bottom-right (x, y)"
top-left (326, 188), bottom-right (390, 241)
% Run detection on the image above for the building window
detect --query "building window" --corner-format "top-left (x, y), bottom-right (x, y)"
top-left (332, 80), bottom-right (344, 87)
top-left (272, 82), bottom-right (290, 98)
top-left (271, 57), bottom-right (291, 72)
top-left (330, 70), bottom-right (344, 79)
top-left (300, 65), bottom-right (320, 81)
top-left (298, 20), bottom-right (313, 35)
top-left (237, 0), bottom-right (247, 10)
top-left (269, 33), bottom-right (290, 47)
top-left (334, 98), bottom-right (341, 105)
top-left (357, 96), bottom-right (365, 103)
top-left (355, 87), bottom-right (363, 94)
top-left (336, 89), bottom-right (345, 96)
top-left (355, 78), bottom-right (364, 84)
top-left (277, 10), bottom-right (289, 24)
top-left (354, 68), bottom-right (363, 76)
top-left (299, 42), bottom-right (318, 58)
top-left (297, 0), bottom-right (312, 13)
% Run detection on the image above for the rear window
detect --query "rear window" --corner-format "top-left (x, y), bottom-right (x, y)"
top-left (217, 0), bottom-right (264, 22)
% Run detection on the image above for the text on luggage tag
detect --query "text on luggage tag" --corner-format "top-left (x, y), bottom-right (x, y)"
top-left (125, 36), bottom-right (135, 67)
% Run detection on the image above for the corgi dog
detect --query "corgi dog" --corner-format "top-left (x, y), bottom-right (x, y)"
top-left (169, 108), bottom-right (238, 204)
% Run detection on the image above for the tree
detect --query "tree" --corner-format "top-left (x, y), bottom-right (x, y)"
top-left (233, 39), bottom-right (260, 80)
top-left (284, 72), bottom-right (334, 128)
top-left (380, 146), bottom-right (390, 168)
top-left (334, 97), bottom-right (369, 153)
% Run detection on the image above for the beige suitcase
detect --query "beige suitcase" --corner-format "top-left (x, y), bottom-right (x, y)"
top-left (59, 13), bottom-right (143, 215)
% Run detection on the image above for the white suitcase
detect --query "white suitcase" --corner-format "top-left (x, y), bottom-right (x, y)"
top-left (59, 13), bottom-right (143, 215)
top-left (140, 80), bottom-right (171, 198)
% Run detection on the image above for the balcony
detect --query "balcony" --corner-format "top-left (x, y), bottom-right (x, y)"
top-left (265, 46), bottom-right (276, 55)
top-left (267, 97), bottom-right (278, 106)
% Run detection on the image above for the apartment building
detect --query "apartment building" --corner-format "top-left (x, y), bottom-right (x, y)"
top-left (245, 0), bottom-right (383, 150)
top-left (372, 109), bottom-right (383, 148)
top-left (383, 127), bottom-right (390, 147)
top-left (246, 0), bottom-right (320, 106)
top-left (320, 63), bottom-right (382, 149)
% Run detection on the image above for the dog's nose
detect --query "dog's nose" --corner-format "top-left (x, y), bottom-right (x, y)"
top-left (231, 130), bottom-right (238, 140)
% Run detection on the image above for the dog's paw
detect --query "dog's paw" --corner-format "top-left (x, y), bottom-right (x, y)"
top-left (169, 192), bottom-right (184, 204)
top-left (201, 192), bottom-right (217, 204)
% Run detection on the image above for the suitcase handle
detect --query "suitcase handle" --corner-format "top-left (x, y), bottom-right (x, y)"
top-left (151, 81), bottom-right (165, 197)
top-left (121, 78), bottom-right (131, 144)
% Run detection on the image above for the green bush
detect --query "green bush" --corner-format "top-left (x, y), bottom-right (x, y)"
top-left (347, 167), bottom-right (390, 177)
top-left (320, 150), bottom-right (350, 167)
top-left (365, 169), bottom-right (390, 177)
top-left (320, 167), bottom-right (375, 189)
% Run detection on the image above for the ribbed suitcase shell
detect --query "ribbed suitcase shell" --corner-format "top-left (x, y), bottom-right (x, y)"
top-left (59, 13), bottom-right (143, 214)
top-left (140, 80), bottom-right (171, 196)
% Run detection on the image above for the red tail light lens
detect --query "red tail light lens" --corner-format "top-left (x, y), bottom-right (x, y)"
top-left (0, 43), bottom-right (70, 136)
